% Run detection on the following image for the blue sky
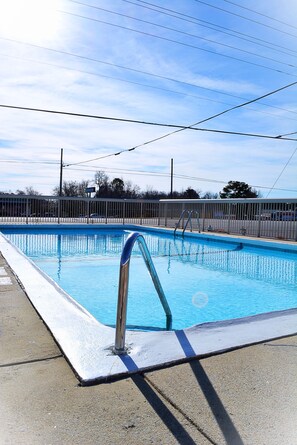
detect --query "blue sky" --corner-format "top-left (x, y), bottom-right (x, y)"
top-left (0, 0), bottom-right (296, 197)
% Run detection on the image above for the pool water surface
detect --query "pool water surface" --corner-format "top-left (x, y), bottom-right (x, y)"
top-left (3, 227), bottom-right (297, 331)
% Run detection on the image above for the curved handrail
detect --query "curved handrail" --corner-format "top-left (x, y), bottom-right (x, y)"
top-left (174, 209), bottom-right (201, 236)
top-left (183, 210), bottom-right (201, 235)
top-left (114, 232), bottom-right (172, 354)
top-left (174, 209), bottom-right (190, 236)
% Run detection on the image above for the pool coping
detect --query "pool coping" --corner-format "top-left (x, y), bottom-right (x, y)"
top-left (1, 225), bottom-right (297, 384)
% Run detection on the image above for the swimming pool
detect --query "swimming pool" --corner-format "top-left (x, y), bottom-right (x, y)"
top-left (2, 227), bottom-right (297, 331)
top-left (1, 225), bottom-right (296, 384)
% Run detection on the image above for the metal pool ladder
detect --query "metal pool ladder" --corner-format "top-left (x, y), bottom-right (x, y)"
top-left (174, 209), bottom-right (201, 237)
top-left (114, 232), bottom-right (172, 354)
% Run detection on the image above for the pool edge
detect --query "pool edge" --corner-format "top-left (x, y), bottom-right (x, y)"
top-left (1, 228), bottom-right (297, 384)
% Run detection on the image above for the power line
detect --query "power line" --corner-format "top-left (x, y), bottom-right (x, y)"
top-left (266, 146), bottom-right (297, 197)
top-left (194, 0), bottom-right (297, 39)
top-left (57, 11), bottom-right (297, 77)
top-left (0, 159), bottom-right (59, 165)
top-left (2, 38), bottom-right (297, 117)
top-left (6, 52), bottom-right (295, 123)
top-left (223, 0), bottom-right (297, 31)
top-left (1, 79), bottom-right (296, 169)
top-left (65, 126), bottom-right (297, 166)
top-left (66, 80), bottom-right (297, 166)
top-left (10, 51), bottom-right (289, 122)
top-left (124, 0), bottom-right (297, 56)
top-left (0, 44), bottom-right (256, 101)
top-left (2, 102), bottom-right (297, 144)
top-left (1, 158), bottom-right (294, 193)
top-left (0, 38), bottom-right (268, 100)
top-left (66, 166), bottom-right (297, 193)
top-left (59, 5), bottom-right (297, 68)
top-left (276, 131), bottom-right (297, 138)
top-left (66, 128), bottom-right (297, 165)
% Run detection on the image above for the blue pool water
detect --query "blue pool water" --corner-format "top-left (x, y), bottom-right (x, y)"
top-left (2, 227), bottom-right (297, 330)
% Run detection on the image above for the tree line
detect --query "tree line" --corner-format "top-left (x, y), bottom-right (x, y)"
top-left (1, 172), bottom-right (260, 199)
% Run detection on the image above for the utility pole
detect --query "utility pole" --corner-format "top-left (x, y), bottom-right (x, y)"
top-left (59, 148), bottom-right (63, 197)
top-left (170, 158), bottom-right (173, 198)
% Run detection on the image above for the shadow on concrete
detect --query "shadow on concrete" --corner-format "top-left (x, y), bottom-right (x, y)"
top-left (190, 361), bottom-right (245, 445)
top-left (175, 330), bottom-right (245, 445)
top-left (132, 374), bottom-right (200, 445)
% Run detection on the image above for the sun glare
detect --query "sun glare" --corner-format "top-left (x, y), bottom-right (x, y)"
top-left (0, 0), bottom-right (61, 42)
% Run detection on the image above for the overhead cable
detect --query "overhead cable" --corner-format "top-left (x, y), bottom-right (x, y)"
top-left (59, 6), bottom-right (296, 68)
top-left (266, 147), bottom-right (297, 197)
top-left (2, 102), bottom-right (297, 144)
top-left (57, 11), bottom-right (297, 77)
top-left (124, 0), bottom-right (297, 56)
top-left (194, 0), bottom-right (297, 39)
top-left (223, 0), bottom-right (297, 30)
top-left (66, 166), bottom-right (297, 193)
top-left (276, 131), bottom-right (297, 138)
top-left (2, 38), bottom-right (297, 116)
top-left (65, 79), bottom-right (297, 166)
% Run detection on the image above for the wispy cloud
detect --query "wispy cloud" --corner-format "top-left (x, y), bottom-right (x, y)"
top-left (0, 0), bottom-right (296, 197)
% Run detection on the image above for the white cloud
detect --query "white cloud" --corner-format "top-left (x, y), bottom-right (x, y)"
top-left (0, 0), bottom-right (296, 198)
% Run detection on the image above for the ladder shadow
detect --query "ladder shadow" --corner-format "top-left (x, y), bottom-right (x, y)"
top-left (176, 330), bottom-right (245, 445)
top-left (131, 374), bottom-right (215, 445)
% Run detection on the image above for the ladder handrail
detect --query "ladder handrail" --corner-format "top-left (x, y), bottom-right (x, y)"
top-left (174, 209), bottom-right (190, 236)
top-left (114, 232), bottom-right (172, 354)
top-left (174, 209), bottom-right (201, 236)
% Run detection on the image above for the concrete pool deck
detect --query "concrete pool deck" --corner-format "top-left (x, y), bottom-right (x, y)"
top-left (1, 253), bottom-right (297, 444)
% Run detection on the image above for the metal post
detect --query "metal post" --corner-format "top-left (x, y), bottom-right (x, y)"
top-left (257, 203), bottom-right (262, 238)
top-left (114, 232), bottom-right (172, 354)
top-left (157, 201), bottom-right (161, 226)
top-left (59, 148), bottom-right (63, 197)
top-left (25, 197), bottom-right (29, 224)
top-left (227, 203), bottom-right (231, 233)
top-left (202, 203), bottom-right (206, 231)
top-left (170, 158), bottom-right (173, 198)
top-left (181, 203), bottom-right (185, 229)
top-left (164, 202), bottom-right (168, 227)
top-left (114, 261), bottom-right (130, 353)
top-left (57, 198), bottom-right (61, 224)
top-left (87, 200), bottom-right (90, 224)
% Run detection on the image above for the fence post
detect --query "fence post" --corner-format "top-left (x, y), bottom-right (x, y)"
top-left (257, 203), bottom-right (262, 237)
top-left (227, 203), bottom-right (231, 233)
top-left (57, 198), bottom-right (61, 224)
top-left (105, 201), bottom-right (108, 224)
top-left (26, 197), bottom-right (29, 225)
top-left (181, 203), bottom-right (186, 229)
top-left (123, 201), bottom-right (126, 225)
top-left (164, 203), bottom-right (168, 227)
top-left (202, 203), bottom-right (206, 231)
top-left (157, 202), bottom-right (161, 226)
top-left (86, 200), bottom-right (90, 224)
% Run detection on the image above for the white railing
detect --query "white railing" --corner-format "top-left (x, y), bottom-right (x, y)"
top-left (0, 195), bottom-right (296, 241)
top-left (160, 198), bottom-right (297, 241)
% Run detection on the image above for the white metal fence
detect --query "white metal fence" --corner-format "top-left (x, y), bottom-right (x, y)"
top-left (160, 198), bottom-right (297, 241)
top-left (0, 195), bottom-right (296, 241)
